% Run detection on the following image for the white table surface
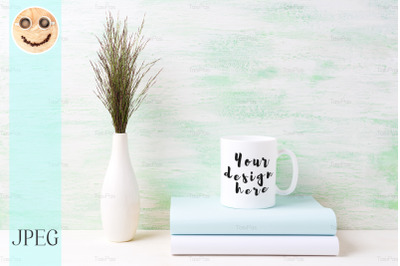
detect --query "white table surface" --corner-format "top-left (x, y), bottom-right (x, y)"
top-left (0, 230), bottom-right (397, 266)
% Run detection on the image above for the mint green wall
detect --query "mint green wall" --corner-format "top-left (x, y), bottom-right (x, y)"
top-left (0, 0), bottom-right (397, 230)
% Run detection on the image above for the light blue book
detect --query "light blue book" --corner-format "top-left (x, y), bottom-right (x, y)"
top-left (170, 196), bottom-right (337, 235)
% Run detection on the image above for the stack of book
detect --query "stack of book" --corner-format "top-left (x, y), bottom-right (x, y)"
top-left (170, 195), bottom-right (339, 255)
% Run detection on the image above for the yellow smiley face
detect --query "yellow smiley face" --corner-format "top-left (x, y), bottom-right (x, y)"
top-left (12, 7), bottom-right (59, 54)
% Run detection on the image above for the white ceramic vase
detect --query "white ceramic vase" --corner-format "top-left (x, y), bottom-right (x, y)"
top-left (101, 133), bottom-right (140, 242)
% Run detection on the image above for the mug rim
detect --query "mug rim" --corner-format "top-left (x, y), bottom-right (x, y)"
top-left (221, 135), bottom-right (276, 142)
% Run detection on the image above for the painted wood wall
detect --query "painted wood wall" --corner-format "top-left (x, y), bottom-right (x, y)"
top-left (0, 0), bottom-right (397, 230)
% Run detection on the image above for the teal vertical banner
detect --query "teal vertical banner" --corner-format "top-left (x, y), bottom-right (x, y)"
top-left (9, 1), bottom-right (61, 265)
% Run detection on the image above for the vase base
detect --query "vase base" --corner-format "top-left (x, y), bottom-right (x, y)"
top-left (105, 234), bottom-right (136, 243)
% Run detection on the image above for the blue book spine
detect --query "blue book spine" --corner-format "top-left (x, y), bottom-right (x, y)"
top-left (170, 196), bottom-right (337, 235)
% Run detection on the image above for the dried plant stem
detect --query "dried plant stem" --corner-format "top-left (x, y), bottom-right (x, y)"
top-left (91, 13), bottom-right (161, 133)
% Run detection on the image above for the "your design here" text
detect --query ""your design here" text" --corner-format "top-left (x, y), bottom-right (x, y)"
top-left (224, 152), bottom-right (273, 196)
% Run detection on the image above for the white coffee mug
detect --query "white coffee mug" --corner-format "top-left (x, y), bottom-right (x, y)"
top-left (220, 136), bottom-right (298, 208)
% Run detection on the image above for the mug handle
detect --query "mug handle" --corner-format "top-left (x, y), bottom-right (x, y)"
top-left (276, 148), bottom-right (298, 196)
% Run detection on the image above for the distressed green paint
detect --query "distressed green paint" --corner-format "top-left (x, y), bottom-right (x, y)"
top-left (310, 75), bottom-right (333, 82)
top-left (0, 0), bottom-right (397, 231)
top-left (369, 145), bottom-right (398, 185)
top-left (257, 67), bottom-right (279, 79)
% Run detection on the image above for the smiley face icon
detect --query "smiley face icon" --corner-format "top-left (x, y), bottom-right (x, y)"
top-left (12, 7), bottom-right (59, 54)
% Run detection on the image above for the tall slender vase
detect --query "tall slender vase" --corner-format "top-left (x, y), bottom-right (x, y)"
top-left (101, 133), bottom-right (140, 242)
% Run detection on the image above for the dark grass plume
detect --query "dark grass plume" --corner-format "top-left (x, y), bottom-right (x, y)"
top-left (91, 13), bottom-right (161, 133)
